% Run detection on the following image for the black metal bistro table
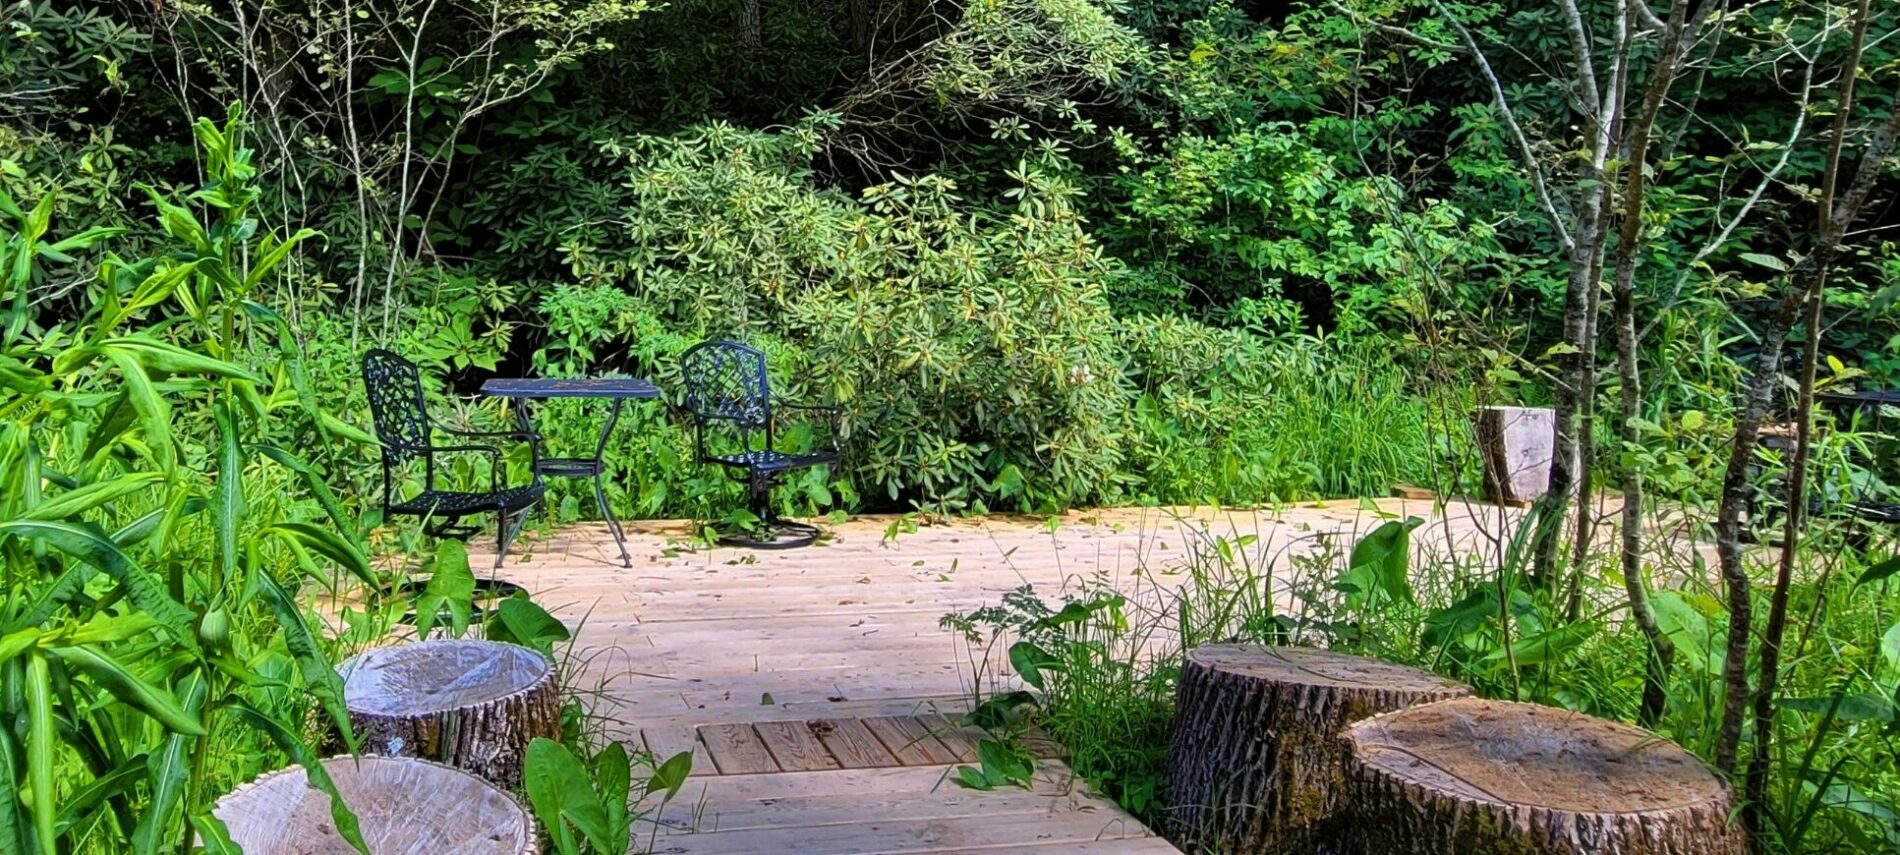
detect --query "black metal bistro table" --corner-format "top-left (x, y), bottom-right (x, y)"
top-left (480, 377), bottom-right (661, 567)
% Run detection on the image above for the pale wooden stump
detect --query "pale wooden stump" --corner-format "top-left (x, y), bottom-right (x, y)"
top-left (1343, 697), bottom-right (1746, 854)
top-left (339, 639), bottom-right (559, 787)
top-left (1475, 405), bottom-right (1555, 505)
top-left (213, 755), bottom-right (536, 854)
top-left (1159, 644), bottom-right (1468, 854)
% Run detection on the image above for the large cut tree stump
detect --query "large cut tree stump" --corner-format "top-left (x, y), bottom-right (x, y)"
top-left (213, 755), bottom-right (537, 854)
top-left (339, 639), bottom-right (559, 787)
top-left (1160, 644), bottom-right (1469, 854)
top-left (1342, 697), bottom-right (1746, 854)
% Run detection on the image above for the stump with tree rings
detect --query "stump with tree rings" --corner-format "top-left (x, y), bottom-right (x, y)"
top-left (339, 639), bottom-right (559, 787)
top-left (212, 755), bottom-right (536, 854)
top-left (1342, 697), bottom-right (1746, 854)
top-left (1160, 644), bottom-right (1470, 854)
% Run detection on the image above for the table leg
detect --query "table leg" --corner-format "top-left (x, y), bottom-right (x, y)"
top-left (594, 399), bottom-right (631, 567)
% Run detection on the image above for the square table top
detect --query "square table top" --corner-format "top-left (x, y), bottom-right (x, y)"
top-left (480, 377), bottom-right (662, 399)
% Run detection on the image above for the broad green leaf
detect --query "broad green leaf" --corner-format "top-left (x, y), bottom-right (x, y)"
top-left (22, 473), bottom-right (164, 522)
top-left (0, 520), bottom-right (194, 635)
top-left (105, 351), bottom-right (175, 470)
top-left (1855, 555), bottom-right (1900, 590)
top-left (487, 596), bottom-right (570, 657)
top-left (103, 337), bottom-right (259, 381)
top-left (224, 698), bottom-right (368, 855)
top-left (26, 653), bottom-right (55, 855)
top-left (649, 751), bottom-right (693, 801)
top-left (47, 646), bottom-right (206, 735)
top-left (415, 540), bottom-right (475, 640)
top-left (189, 814), bottom-right (243, 855)
top-left (243, 228), bottom-right (320, 288)
top-left (1781, 694), bottom-right (1895, 723)
top-left (264, 522), bottom-right (377, 591)
top-left (1008, 641), bottom-right (1062, 690)
top-left (597, 742), bottom-right (633, 853)
top-left (525, 737), bottom-right (614, 853)
top-left (1346, 517), bottom-right (1422, 609)
top-left (1485, 622), bottom-right (1596, 666)
top-left (0, 726), bottom-right (30, 855)
top-left (256, 445), bottom-right (355, 539)
top-left (214, 398), bottom-right (243, 599)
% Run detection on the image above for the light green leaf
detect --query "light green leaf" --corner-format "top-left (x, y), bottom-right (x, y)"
top-left (47, 645), bottom-right (205, 735)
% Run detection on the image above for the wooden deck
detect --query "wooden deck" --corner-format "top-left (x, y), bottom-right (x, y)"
top-left (451, 497), bottom-right (1529, 854)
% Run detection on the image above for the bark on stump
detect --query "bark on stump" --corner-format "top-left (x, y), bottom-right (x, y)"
top-left (1160, 644), bottom-right (1469, 854)
top-left (212, 755), bottom-right (537, 854)
top-left (1342, 697), bottom-right (1746, 854)
top-left (338, 639), bottom-right (559, 787)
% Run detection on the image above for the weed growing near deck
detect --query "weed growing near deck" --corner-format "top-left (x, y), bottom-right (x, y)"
top-left (947, 508), bottom-right (1900, 852)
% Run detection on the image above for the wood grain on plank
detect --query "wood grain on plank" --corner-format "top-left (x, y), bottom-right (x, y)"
top-left (861, 716), bottom-right (965, 766)
top-left (810, 718), bottom-right (900, 769)
top-left (753, 720), bottom-right (842, 772)
top-left (697, 723), bottom-right (778, 775)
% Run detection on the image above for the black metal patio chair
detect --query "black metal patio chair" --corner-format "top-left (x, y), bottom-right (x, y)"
top-left (679, 339), bottom-right (841, 548)
top-left (362, 349), bottom-right (544, 567)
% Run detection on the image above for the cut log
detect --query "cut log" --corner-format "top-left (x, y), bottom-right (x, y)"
top-left (338, 639), bottom-right (559, 787)
top-left (1342, 697), bottom-right (1746, 854)
top-left (1159, 644), bottom-right (1469, 854)
top-left (212, 755), bottom-right (536, 854)
top-left (1474, 405), bottom-right (1556, 505)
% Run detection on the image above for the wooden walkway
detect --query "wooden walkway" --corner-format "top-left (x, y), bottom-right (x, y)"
top-left (443, 498), bottom-right (1532, 853)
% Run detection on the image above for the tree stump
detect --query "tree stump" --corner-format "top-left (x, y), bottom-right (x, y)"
top-left (1474, 405), bottom-right (1556, 505)
top-left (1342, 697), bottom-right (1746, 854)
top-left (1160, 644), bottom-right (1469, 854)
top-left (339, 639), bottom-right (559, 787)
top-left (212, 755), bottom-right (536, 854)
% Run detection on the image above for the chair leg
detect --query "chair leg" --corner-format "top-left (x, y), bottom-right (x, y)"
top-left (496, 508), bottom-right (530, 569)
top-left (715, 469), bottom-right (820, 549)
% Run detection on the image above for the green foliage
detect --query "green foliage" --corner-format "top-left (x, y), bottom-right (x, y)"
top-left (523, 737), bottom-right (692, 855)
top-left (0, 107), bottom-right (373, 855)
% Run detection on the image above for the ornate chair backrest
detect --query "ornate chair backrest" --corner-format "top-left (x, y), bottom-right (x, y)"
top-left (361, 349), bottom-right (431, 467)
top-left (679, 340), bottom-right (772, 452)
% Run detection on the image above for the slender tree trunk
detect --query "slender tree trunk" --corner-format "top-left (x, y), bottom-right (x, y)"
top-left (1604, 0), bottom-right (1699, 729)
top-left (1743, 2), bottom-right (1875, 835)
top-left (740, 0), bottom-right (763, 49)
top-left (1713, 74), bottom-right (1900, 778)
